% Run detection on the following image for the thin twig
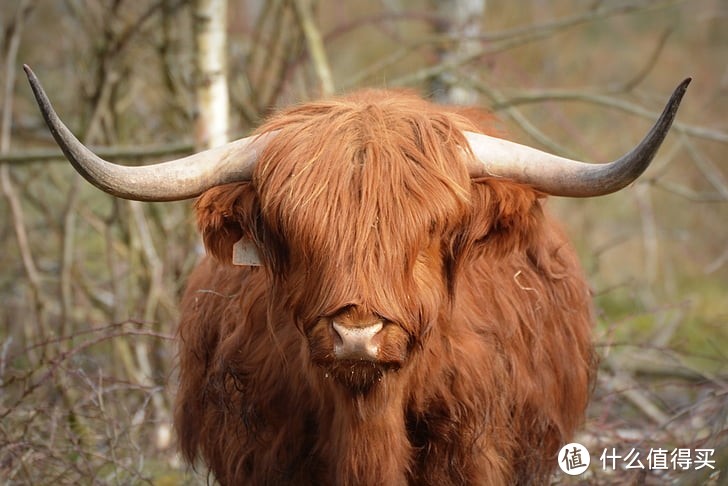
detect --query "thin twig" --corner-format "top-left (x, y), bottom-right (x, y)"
top-left (292, 0), bottom-right (334, 95)
top-left (460, 73), bottom-right (580, 158)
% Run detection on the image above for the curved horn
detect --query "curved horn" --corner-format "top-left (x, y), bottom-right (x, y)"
top-left (24, 65), bottom-right (272, 202)
top-left (464, 78), bottom-right (691, 197)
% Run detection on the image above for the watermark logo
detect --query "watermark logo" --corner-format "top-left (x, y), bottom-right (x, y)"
top-left (557, 444), bottom-right (716, 477)
top-left (558, 442), bottom-right (590, 476)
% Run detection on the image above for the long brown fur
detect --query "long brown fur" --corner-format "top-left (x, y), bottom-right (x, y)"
top-left (174, 89), bottom-right (596, 485)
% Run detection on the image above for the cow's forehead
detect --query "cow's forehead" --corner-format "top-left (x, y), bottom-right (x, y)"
top-left (255, 135), bottom-right (470, 252)
top-left (252, 93), bottom-right (474, 243)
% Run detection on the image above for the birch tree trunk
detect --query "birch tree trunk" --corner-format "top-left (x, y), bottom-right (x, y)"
top-left (193, 0), bottom-right (230, 148)
top-left (147, 0), bottom-right (231, 453)
top-left (430, 0), bottom-right (486, 105)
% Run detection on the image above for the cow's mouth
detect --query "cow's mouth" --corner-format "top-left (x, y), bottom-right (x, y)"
top-left (325, 359), bottom-right (400, 394)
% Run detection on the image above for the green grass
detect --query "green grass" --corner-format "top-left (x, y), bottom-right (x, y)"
top-left (594, 276), bottom-right (728, 375)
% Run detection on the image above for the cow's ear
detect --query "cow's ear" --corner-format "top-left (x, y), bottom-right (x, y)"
top-left (194, 183), bottom-right (260, 264)
top-left (450, 179), bottom-right (544, 262)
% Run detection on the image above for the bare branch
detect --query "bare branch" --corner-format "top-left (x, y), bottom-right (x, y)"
top-left (388, 1), bottom-right (681, 88)
top-left (1, 0), bottom-right (49, 347)
top-left (619, 27), bottom-right (674, 92)
top-left (652, 180), bottom-right (727, 202)
top-left (491, 89), bottom-right (728, 144)
top-left (459, 73), bottom-right (580, 158)
top-left (681, 135), bottom-right (728, 199)
top-left (292, 0), bottom-right (335, 95)
top-left (0, 141), bottom-right (193, 164)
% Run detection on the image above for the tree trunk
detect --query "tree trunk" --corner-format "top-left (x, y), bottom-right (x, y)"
top-left (193, 0), bottom-right (230, 148)
top-left (429, 0), bottom-right (486, 105)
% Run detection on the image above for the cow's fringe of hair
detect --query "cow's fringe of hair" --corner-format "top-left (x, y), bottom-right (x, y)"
top-left (175, 89), bottom-right (596, 485)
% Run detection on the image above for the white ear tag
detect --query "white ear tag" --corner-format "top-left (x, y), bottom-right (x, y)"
top-left (232, 238), bottom-right (262, 266)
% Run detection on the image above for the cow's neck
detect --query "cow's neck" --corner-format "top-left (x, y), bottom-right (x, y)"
top-left (317, 377), bottom-right (411, 486)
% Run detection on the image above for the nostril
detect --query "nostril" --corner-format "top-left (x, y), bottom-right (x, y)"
top-left (331, 321), bottom-right (383, 360)
top-left (331, 324), bottom-right (344, 347)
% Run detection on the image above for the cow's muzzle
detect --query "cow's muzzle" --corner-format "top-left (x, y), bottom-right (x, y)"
top-left (331, 320), bottom-right (383, 361)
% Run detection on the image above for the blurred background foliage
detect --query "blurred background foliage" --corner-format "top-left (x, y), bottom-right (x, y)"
top-left (0, 0), bottom-right (726, 484)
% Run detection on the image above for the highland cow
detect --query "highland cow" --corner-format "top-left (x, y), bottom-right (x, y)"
top-left (25, 65), bottom-right (689, 485)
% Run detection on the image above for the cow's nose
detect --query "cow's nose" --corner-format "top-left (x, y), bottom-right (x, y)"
top-left (331, 321), bottom-right (383, 360)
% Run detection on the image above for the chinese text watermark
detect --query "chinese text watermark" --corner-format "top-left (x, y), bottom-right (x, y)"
top-left (558, 443), bottom-right (716, 476)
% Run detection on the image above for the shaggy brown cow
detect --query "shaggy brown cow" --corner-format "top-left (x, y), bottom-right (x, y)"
top-left (25, 65), bottom-right (689, 485)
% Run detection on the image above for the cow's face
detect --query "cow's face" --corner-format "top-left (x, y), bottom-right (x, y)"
top-left (259, 101), bottom-right (475, 393)
top-left (195, 101), bottom-right (464, 392)
top-left (261, 167), bottom-right (466, 393)
top-left (194, 92), bottom-right (542, 392)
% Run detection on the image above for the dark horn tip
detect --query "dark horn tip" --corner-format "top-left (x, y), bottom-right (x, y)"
top-left (656, 78), bottom-right (691, 131)
top-left (23, 64), bottom-right (36, 80)
top-left (678, 77), bottom-right (692, 93)
top-left (673, 77), bottom-right (692, 100)
top-left (23, 65), bottom-right (45, 103)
